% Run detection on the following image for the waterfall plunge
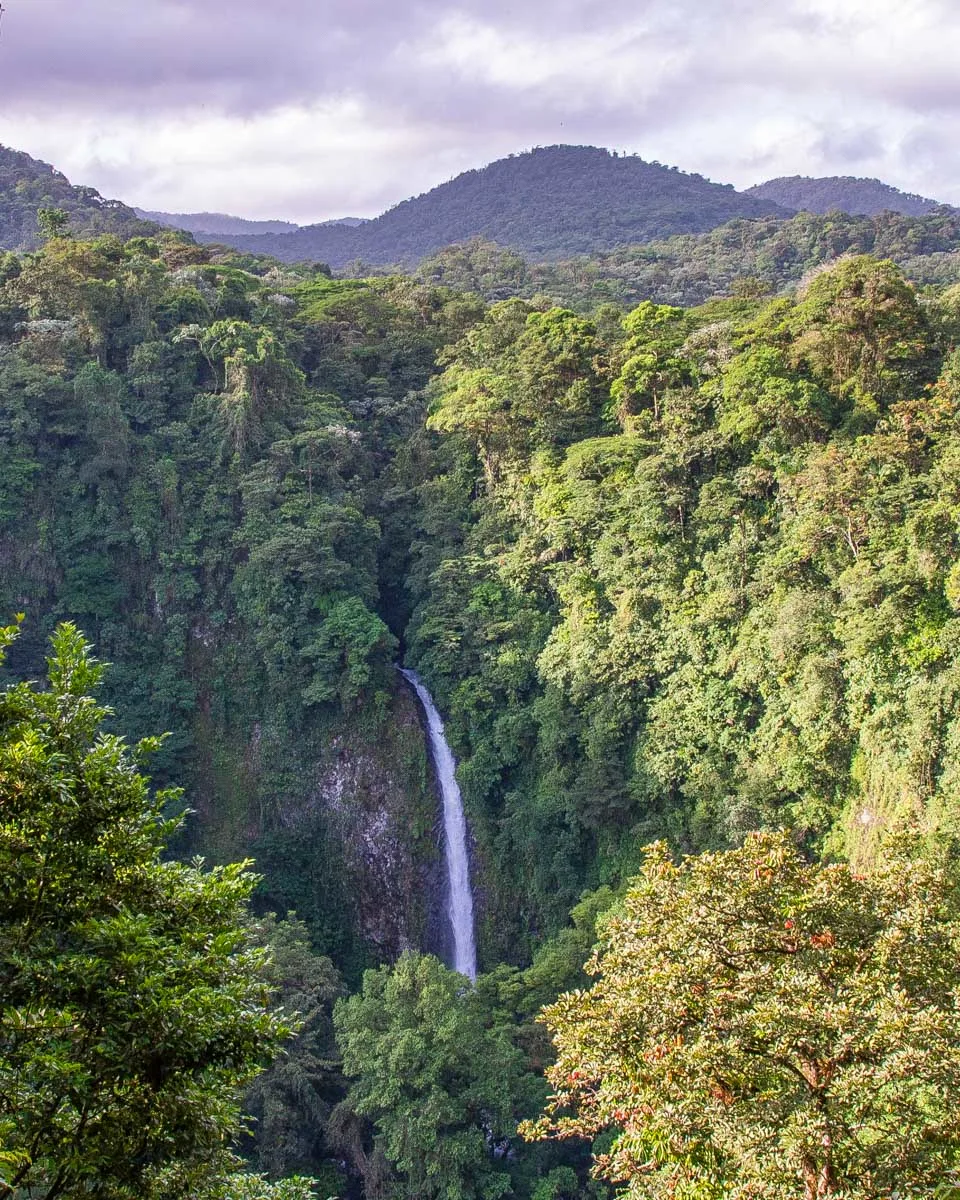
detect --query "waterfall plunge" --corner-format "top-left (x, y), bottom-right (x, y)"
top-left (399, 668), bottom-right (477, 982)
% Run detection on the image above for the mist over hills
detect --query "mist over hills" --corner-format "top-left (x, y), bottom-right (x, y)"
top-left (744, 175), bottom-right (943, 217)
top-left (134, 209), bottom-right (368, 237)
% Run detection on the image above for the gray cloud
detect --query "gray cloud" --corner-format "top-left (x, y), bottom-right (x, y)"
top-left (0, 0), bottom-right (895, 122)
top-left (0, 1), bottom-right (620, 110)
top-left (0, 0), bottom-right (958, 218)
top-left (812, 127), bottom-right (886, 167)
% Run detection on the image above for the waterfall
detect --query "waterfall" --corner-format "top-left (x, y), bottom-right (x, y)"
top-left (399, 668), bottom-right (477, 982)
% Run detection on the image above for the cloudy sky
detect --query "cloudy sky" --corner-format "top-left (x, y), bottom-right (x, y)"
top-left (1, 0), bottom-right (958, 223)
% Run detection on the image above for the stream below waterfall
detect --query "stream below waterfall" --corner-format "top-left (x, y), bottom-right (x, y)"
top-left (399, 668), bottom-right (477, 981)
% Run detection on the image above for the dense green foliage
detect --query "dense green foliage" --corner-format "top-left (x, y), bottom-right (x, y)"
top-left (206, 147), bottom-right (787, 266)
top-left (8, 196), bottom-right (960, 1198)
top-left (743, 174), bottom-right (942, 216)
top-left (524, 830), bottom-right (960, 1200)
top-left (402, 255), bottom-right (960, 961)
top-left (0, 227), bottom-right (480, 969)
top-left (0, 621), bottom-right (289, 1199)
top-left (335, 952), bottom-right (528, 1200)
top-left (8, 225), bottom-right (960, 965)
top-left (0, 145), bottom-right (158, 250)
top-left (416, 206), bottom-right (960, 310)
top-left (241, 914), bottom-right (345, 1182)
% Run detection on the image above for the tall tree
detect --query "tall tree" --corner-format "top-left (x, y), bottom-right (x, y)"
top-left (241, 913), bottom-right (345, 1180)
top-left (0, 621), bottom-right (290, 1200)
top-left (523, 830), bottom-right (960, 1200)
top-left (335, 952), bottom-right (526, 1200)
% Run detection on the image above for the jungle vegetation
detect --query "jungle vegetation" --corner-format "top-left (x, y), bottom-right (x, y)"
top-left (0, 145), bottom-right (158, 250)
top-left (4, 209), bottom-right (960, 1199)
top-left (414, 206), bottom-right (960, 309)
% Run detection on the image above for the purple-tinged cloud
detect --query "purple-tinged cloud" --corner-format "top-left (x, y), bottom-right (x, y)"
top-left (0, 0), bottom-right (958, 219)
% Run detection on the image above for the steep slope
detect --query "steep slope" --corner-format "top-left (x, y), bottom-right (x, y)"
top-left (744, 174), bottom-right (944, 217)
top-left (407, 258), bottom-right (960, 955)
top-left (204, 145), bottom-right (790, 266)
top-left (0, 239), bottom-right (481, 974)
top-left (0, 145), bottom-right (157, 249)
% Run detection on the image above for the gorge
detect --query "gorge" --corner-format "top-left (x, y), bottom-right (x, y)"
top-left (5, 219), bottom-right (960, 1199)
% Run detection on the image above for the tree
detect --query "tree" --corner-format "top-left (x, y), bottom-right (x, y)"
top-left (522, 830), bottom-right (960, 1200)
top-left (610, 301), bottom-right (691, 426)
top-left (192, 320), bottom-right (305, 457)
top-left (0, 621), bottom-right (290, 1200)
top-left (789, 257), bottom-right (933, 414)
top-left (427, 301), bottom-right (607, 482)
top-left (241, 913), bottom-right (345, 1180)
top-left (300, 596), bottom-right (398, 711)
top-left (334, 951), bottom-right (526, 1200)
top-left (37, 207), bottom-right (70, 242)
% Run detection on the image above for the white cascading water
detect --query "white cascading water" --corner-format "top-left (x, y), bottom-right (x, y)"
top-left (399, 667), bottom-right (478, 982)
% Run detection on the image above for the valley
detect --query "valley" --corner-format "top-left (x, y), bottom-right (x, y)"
top-left (4, 138), bottom-right (960, 1200)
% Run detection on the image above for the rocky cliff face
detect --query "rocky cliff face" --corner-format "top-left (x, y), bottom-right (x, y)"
top-left (184, 679), bottom-right (448, 975)
top-left (313, 689), bottom-right (449, 961)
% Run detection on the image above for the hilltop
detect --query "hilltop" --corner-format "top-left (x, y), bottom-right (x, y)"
top-left (6, 143), bottom-right (957, 274)
top-left (744, 174), bottom-right (945, 217)
top-left (0, 145), bottom-right (157, 249)
top-left (202, 145), bottom-right (790, 265)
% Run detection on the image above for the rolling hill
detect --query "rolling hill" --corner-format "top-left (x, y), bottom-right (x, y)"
top-left (133, 210), bottom-right (369, 237)
top-left (200, 145), bottom-right (791, 266)
top-left (133, 209), bottom-right (302, 236)
top-left (744, 175), bottom-right (945, 217)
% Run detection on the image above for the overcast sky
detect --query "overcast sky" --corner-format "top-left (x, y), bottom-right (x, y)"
top-left (1, 0), bottom-right (958, 223)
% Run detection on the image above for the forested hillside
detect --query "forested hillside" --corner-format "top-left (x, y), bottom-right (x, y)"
top-left (744, 174), bottom-right (943, 216)
top-left (415, 206), bottom-right (960, 309)
top-left (402, 256), bottom-right (960, 953)
top-left (6, 227), bottom-right (960, 954)
top-left (0, 228), bottom-right (485, 977)
top-left (6, 219), bottom-right (960, 1196)
top-left (0, 145), bottom-right (158, 249)
top-left (205, 146), bottom-right (789, 265)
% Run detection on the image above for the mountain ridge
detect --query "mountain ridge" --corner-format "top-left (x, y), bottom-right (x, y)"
top-left (2, 142), bottom-right (956, 273)
top-left (134, 209), bottom-right (368, 236)
top-left (193, 144), bottom-right (792, 265)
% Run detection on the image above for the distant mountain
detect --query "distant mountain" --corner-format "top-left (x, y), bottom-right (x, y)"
top-left (744, 175), bottom-right (945, 218)
top-left (134, 209), bottom-right (301, 236)
top-left (202, 145), bottom-right (791, 266)
top-left (135, 210), bottom-right (369, 237)
top-left (0, 146), bottom-right (158, 250)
